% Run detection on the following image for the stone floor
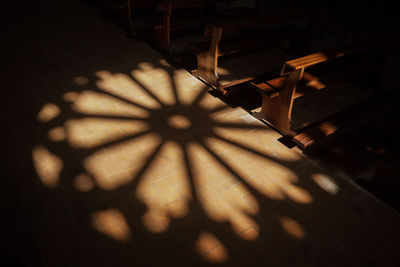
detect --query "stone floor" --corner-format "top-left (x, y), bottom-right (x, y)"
top-left (2, 1), bottom-right (400, 266)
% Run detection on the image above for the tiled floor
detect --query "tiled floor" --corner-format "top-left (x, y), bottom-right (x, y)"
top-left (3, 1), bottom-right (400, 266)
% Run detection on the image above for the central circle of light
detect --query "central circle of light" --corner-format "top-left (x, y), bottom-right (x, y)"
top-left (167, 114), bottom-right (192, 129)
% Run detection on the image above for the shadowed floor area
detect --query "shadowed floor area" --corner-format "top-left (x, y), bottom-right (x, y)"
top-left (2, 1), bottom-right (400, 266)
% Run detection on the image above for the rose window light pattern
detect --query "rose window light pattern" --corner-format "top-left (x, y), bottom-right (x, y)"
top-left (33, 61), bottom-right (340, 263)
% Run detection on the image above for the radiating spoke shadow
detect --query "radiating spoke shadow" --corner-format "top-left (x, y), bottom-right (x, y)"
top-left (31, 60), bottom-right (361, 266)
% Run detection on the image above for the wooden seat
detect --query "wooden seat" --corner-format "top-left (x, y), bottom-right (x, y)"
top-left (98, 0), bottom-right (159, 31)
top-left (249, 42), bottom-right (384, 147)
top-left (190, 8), bottom-right (321, 94)
top-left (154, 0), bottom-right (249, 52)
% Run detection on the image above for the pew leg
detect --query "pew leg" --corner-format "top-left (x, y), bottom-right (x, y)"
top-left (193, 51), bottom-right (220, 90)
top-left (154, 3), bottom-right (171, 52)
top-left (127, 0), bottom-right (133, 28)
top-left (259, 69), bottom-right (302, 136)
top-left (154, 26), bottom-right (170, 52)
top-left (193, 26), bottom-right (223, 92)
top-left (259, 94), bottom-right (296, 136)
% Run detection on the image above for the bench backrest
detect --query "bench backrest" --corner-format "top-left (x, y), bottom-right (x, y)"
top-left (205, 8), bottom-right (320, 36)
top-left (132, 0), bottom-right (158, 8)
top-left (280, 44), bottom-right (374, 76)
top-left (157, 0), bottom-right (236, 11)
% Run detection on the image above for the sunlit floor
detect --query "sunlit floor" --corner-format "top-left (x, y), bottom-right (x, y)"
top-left (3, 1), bottom-right (400, 266)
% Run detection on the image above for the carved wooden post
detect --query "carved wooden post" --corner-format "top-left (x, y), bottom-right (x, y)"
top-left (194, 26), bottom-right (222, 89)
top-left (260, 68), bottom-right (302, 135)
top-left (279, 68), bottom-right (302, 131)
top-left (154, 3), bottom-right (172, 52)
top-left (127, 0), bottom-right (133, 28)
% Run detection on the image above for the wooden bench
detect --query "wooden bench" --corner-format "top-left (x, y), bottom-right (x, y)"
top-left (249, 43), bottom-right (383, 148)
top-left (98, 0), bottom-right (159, 30)
top-left (129, 0), bottom-right (159, 23)
top-left (190, 8), bottom-right (321, 94)
top-left (154, 0), bottom-right (258, 52)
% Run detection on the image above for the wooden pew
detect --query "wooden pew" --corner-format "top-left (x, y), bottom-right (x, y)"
top-left (191, 8), bottom-right (320, 94)
top-left (154, 0), bottom-right (259, 52)
top-left (99, 0), bottom-right (159, 31)
top-left (129, 0), bottom-right (159, 20)
top-left (249, 43), bottom-right (382, 148)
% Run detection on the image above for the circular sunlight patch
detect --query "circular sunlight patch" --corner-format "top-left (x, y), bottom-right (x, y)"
top-left (167, 114), bottom-right (192, 129)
